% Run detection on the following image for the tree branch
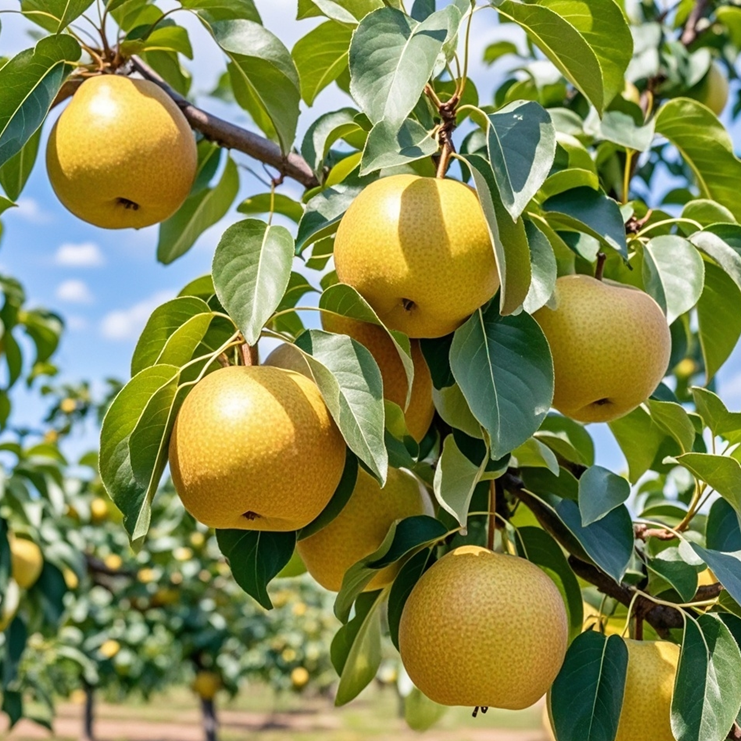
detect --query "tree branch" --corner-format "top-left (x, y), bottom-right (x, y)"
top-left (681, 0), bottom-right (710, 46)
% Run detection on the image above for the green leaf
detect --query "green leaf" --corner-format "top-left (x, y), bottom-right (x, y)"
top-left (157, 157), bottom-right (240, 264)
top-left (0, 35), bottom-right (81, 167)
top-left (450, 301), bottom-right (554, 459)
top-left (523, 220), bottom-right (557, 314)
top-left (432, 434), bottom-right (487, 526)
top-left (642, 235), bottom-right (704, 325)
top-left (292, 20), bottom-right (352, 105)
top-left (237, 192), bottom-right (303, 222)
top-left (542, 187), bottom-right (627, 257)
top-left (464, 153), bottom-right (531, 314)
top-left (122, 25), bottom-right (194, 58)
top-left (550, 632), bottom-right (628, 741)
top-left (600, 108), bottom-right (655, 152)
top-left (655, 99), bottom-right (741, 223)
top-left (578, 465), bottom-right (630, 527)
top-left (473, 101), bottom-right (556, 221)
top-left (331, 589), bottom-right (385, 706)
top-left (211, 20), bottom-right (300, 152)
top-left (432, 384), bottom-right (482, 439)
top-left (691, 545), bottom-right (741, 607)
top-left (609, 406), bottom-right (666, 483)
top-left (647, 546), bottom-right (699, 602)
top-left (690, 224), bottom-right (741, 293)
top-left (360, 118), bottom-right (437, 175)
top-left (302, 107), bottom-right (365, 176)
top-left (404, 687), bottom-right (446, 732)
top-left (296, 181), bottom-right (365, 252)
top-left (512, 437), bottom-right (558, 475)
top-left (335, 515), bottom-right (446, 622)
top-left (131, 297), bottom-right (215, 375)
top-left (697, 262), bottom-right (741, 381)
top-left (180, 0), bottom-right (262, 23)
top-left (300, 0), bottom-right (383, 23)
top-left (0, 127), bottom-right (40, 201)
top-left (387, 547), bottom-right (435, 649)
top-left (483, 40), bottom-right (518, 64)
top-left (496, 0), bottom-right (633, 114)
top-left (99, 365), bottom-right (181, 542)
top-left (319, 282), bottom-right (414, 401)
top-left (216, 529), bottom-right (295, 609)
top-left (516, 526), bottom-right (584, 642)
top-left (674, 453), bottom-right (741, 520)
top-left (648, 399), bottom-right (696, 453)
top-left (707, 499), bottom-right (741, 553)
top-left (212, 219), bottom-right (294, 347)
top-left (294, 329), bottom-right (387, 482)
top-left (671, 614), bottom-right (741, 741)
top-left (555, 499), bottom-right (634, 581)
top-left (21, 0), bottom-right (94, 31)
top-left (349, 5), bottom-right (460, 128)
top-left (537, 414), bottom-right (595, 467)
top-left (298, 453), bottom-right (358, 540)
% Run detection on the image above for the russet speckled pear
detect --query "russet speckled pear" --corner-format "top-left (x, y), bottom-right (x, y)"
top-left (47, 76), bottom-right (197, 229)
top-left (297, 467), bottom-right (431, 592)
top-left (321, 314), bottom-right (434, 441)
top-left (533, 275), bottom-right (671, 423)
top-left (398, 546), bottom-right (568, 709)
top-left (615, 640), bottom-right (679, 741)
top-left (168, 366), bottom-right (346, 531)
top-left (334, 175), bottom-right (499, 338)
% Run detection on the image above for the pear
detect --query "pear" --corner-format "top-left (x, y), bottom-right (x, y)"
top-left (47, 75), bottom-right (197, 229)
top-left (334, 175), bottom-right (499, 338)
top-left (10, 536), bottom-right (43, 589)
top-left (192, 671), bottom-right (221, 700)
top-left (398, 545), bottom-right (568, 709)
top-left (692, 62), bottom-right (729, 117)
top-left (533, 275), bottom-right (670, 423)
top-left (297, 467), bottom-right (431, 592)
top-left (169, 366), bottom-right (346, 531)
top-left (321, 315), bottom-right (434, 441)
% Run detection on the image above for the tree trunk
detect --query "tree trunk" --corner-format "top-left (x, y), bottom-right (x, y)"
top-left (81, 684), bottom-right (95, 741)
top-left (201, 697), bottom-right (218, 741)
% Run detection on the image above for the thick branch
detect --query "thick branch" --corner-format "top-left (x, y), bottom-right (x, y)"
top-left (681, 0), bottom-right (710, 46)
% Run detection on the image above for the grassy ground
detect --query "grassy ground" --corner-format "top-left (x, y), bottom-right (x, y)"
top-left (2, 685), bottom-right (550, 741)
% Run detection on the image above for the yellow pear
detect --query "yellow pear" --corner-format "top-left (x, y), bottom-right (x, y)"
top-left (533, 275), bottom-right (670, 423)
top-left (615, 640), bottom-right (679, 741)
top-left (291, 666), bottom-right (310, 689)
top-left (169, 366), bottom-right (346, 531)
top-left (693, 62), bottom-right (729, 117)
top-left (10, 536), bottom-right (43, 589)
top-left (297, 467), bottom-right (431, 592)
top-left (47, 75), bottom-right (197, 229)
top-left (334, 175), bottom-right (499, 338)
top-left (192, 671), bottom-right (221, 700)
top-left (321, 315), bottom-right (434, 441)
top-left (399, 545), bottom-right (568, 709)
top-left (90, 497), bottom-right (110, 523)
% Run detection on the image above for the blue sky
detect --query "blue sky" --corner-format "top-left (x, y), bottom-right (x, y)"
top-left (0, 0), bottom-right (740, 470)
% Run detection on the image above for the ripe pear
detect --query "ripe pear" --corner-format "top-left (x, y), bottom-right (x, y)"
top-left (169, 366), bottom-right (346, 531)
top-left (47, 75), bottom-right (197, 229)
top-left (192, 671), bottom-right (221, 700)
top-left (615, 640), bottom-right (679, 741)
top-left (398, 545), bottom-right (568, 709)
top-left (297, 467), bottom-right (431, 592)
top-left (10, 536), bottom-right (43, 589)
top-left (334, 175), bottom-right (499, 338)
top-left (533, 275), bottom-right (670, 423)
top-left (322, 315), bottom-right (434, 441)
top-left (693, 62), bottom-right (729, 117)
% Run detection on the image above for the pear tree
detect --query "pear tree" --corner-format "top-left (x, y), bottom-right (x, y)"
top-left (2, 1), bottom-right (741, 740)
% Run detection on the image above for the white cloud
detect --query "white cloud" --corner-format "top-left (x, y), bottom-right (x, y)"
top-left (66, 315), bottom-right (89, 331)
top-left (13, 198), bottom-right (53, 224)
top-left (100, 290), bottom-right (175, 341)
top-left (55, 242), bottom-right (105, 267)
top-left (56, 279), bottom-right (94, 304)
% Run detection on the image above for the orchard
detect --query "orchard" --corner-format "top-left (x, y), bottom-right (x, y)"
top-left (0, 1), bottom-right (740, 741)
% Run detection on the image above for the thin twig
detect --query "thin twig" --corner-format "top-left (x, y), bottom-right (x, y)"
top-left (680, 0), bottom-right (710, 46)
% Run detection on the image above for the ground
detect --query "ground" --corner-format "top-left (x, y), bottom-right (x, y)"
top-left (1, 686), bottom-right (551, 741)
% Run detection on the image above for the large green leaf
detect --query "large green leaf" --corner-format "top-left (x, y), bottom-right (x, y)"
top-left (671, 614), bottom-right (741, 741)
top-left (691, 545), bottom-right (741, 607)
top-left (608, 406), bottom-right (667, 483)
top-left (180, 0), bottom-right (262, 23)
top-left (643, 235), bottom-right (705, 325)
top-left (656, 99), bottom-right (741, 223)
top-left (550, 632), bottom-right (628, 741)
top-left (211, 20), bottom-right (300, 152)
top-left (349, 5), bottom-right (460, 128)
top-left (690, 224), bottom-right (741, 293)
top-left (292, 20), bottom-right (353, 105)
top-left (706, 499), bottom-right (741, 553)
top-left (465, 153), bottom-right (532, 314)
top-left (648, 399), bottom-right (696, 454)
top-left (647, 546), bottom-right (699, 603)
top-left (0, 35), bottom-right (81, 167)
top-left (387, 547), bottom-right (435, 649)
top-left (674, 453), bottom-right (741, 521)
top-left (294, 329), bottom-right (387, 482)
top-left (157, 157), bottom-right (240, 264)
top-left (0, 127), bottom-right (40, 201)
top-left (697, 262), bottom-right (741, 381)
top-left (299, 0), bottom-right (383, 23)
top-left (472, 101), bottom-right (556, 221)
top-left (301, 107), bottom-right (365, 176)
top-left (216, 530), bottom-right (295, 609)
top-left (360, 118), bottom-right (437, 175)
top-left (496, 0), bottom-right (632, 114)
top-left (523, 219), bottom-right (557, 314)
top-left (578, 465), bottom-right (630, 527)
top-left (21, 0), bottom-right (94, 31)
top-left (450, 301), bottom-right (554, 459)
top-left (212, 219), bottom-right (294, 347)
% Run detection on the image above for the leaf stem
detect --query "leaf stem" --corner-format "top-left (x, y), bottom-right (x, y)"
top-left (637, 217), bottom-right (703, 238)
top-left (487, 480), bottom-right (496, 552)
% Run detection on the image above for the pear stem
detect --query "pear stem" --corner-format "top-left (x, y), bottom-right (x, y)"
top-left (634, 614), bottom-right (644, 641)
top-left (594, 252), bottom-right (607, 281)
top-left (487, 481), bottom-right (496, 552)
top-left (240, 344), bottom-right (258, 367)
